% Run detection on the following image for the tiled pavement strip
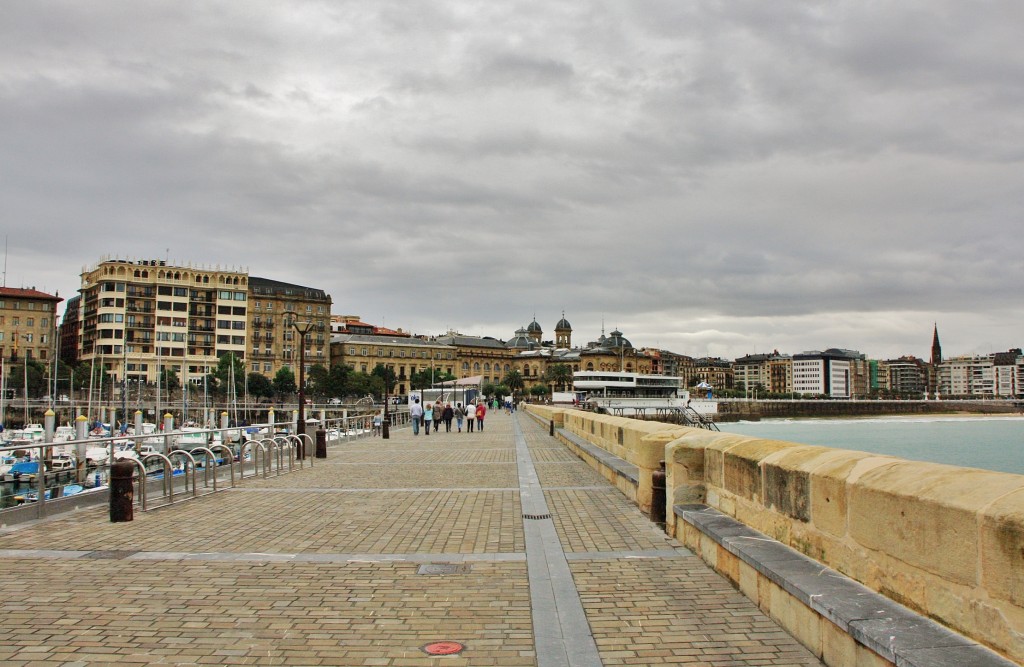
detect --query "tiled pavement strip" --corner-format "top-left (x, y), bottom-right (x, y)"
top-left (0, 412), bottom-right (824, 666)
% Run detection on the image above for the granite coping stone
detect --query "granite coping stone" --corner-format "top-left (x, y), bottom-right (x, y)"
top-left (556, 428), bottom-right (640, 486)
top-left (674, 503), bottom-right (1017, 667)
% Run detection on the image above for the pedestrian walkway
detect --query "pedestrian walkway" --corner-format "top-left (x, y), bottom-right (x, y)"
top-left (0, 411), bottom-right (824, 666)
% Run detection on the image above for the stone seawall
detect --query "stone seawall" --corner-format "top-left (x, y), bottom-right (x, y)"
top-left (715, 399), bottom-right (1020, 421)
top-left (525, 404), bottom-right (1024, 664)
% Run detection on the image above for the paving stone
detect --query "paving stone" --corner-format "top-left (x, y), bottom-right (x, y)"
top-left (0, 412), bottom-right (822, 666)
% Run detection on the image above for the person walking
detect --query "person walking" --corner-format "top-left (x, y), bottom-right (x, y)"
top-left (476, 400), bottom-right (487, 431)
top-left (466, 402), bottom-right (477, 432)
top-left (410, 398), bottom-right (423, 435)
top-left (372, 411), bottom-right (383, 436)
top-left (455, 402), bottom-right (465, 432)
top-left (442, 403), bottom-right (454, 432)
top-left (423, 403), bottom-right (434, 435)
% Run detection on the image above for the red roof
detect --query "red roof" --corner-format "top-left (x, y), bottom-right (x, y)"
top-left (0, 287), bottom-right (63, 302)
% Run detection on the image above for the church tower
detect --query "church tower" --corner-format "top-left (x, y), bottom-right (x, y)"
top-left (526, 317), bottom-right (543, 344)
top-left (930, 323), bottom-right (942, 366)
top-left (554, 312), bottom-right (572, 348)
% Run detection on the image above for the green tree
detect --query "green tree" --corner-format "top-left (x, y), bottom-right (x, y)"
top-left (246, 372), bottom-right (274, 399)
top-left (481, 382), bottom-right (497, 400)
top-left (492, 384), bottom-right (510, 400)
top-left (71, 361), bottom-right (112, 392)
top-left (371, 364), bottom-right (396, 397)
top-left (215, 352), bottom-right (245, 394)
top-left (273, 367), bottom-right (296, 396)
top-left (543, 363), bottom-right (574, 391)
top-left (160, 368), bottom-right (180, 392)
top-left (307, 364), bottom-right (330, 399)
top-left (410, 368), bottom-right (456, 390)
top-left (326, 363), bottom-right (351, 398)
top-left (530, 384), bottom-right (550, 399)
top-left (347, 372), bottom-right (382, 398)
top-left (503, 370), bottom-right (524, 400)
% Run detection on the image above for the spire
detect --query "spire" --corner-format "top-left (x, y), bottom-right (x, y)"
top-left (930, 323), bottom-right (942, 366)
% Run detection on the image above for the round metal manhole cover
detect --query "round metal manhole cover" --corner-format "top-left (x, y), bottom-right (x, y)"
top-left (423, 641), bottom-right (465, 656)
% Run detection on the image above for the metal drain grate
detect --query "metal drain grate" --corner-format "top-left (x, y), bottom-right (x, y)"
top-left (417, 563), bottom-right (472, 575)
top-left (523, 513), bottom-right (552, 520)
top-left (82, 550), bottom-right (138, 560)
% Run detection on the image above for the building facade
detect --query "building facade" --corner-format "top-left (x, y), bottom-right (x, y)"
top-left (0, 287), bottom-right (63, 362)
top-left (73, 258), bottom-right (331, 387)
top-left (330, 333), bottom-right (453, 396)
top-left (248, 277), bottom-right (332, 379)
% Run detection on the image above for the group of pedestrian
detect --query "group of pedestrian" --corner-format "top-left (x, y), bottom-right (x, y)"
top-left (408, 398), bottom-right (487, 435)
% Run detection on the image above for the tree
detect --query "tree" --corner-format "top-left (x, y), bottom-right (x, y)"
top-left (215, 353), bottom-right (245, 394)
top-left (160, 368), bottom-right (180, 393)
top-left (71, 361), bottom-right (112, 392)
top-left (247, 372), bottom-right (274, 400)
top-left (410, 368), bottom-right (456, 390)
top-left (503, 370), bottom-right (524, 400)
top-left (481, 382), bottom-right (497, 399)
top-left (543, 363), bottom-right (574, 391)
top-left (307, 364), bottom-right (330, 399)
top-left (325, 363), bottom-right (351, 398)
top-left (371, 364), bottom-right (396, 397)
top-left (530, 384), bottom-right (549, 399)
top-left (273, 367), bottom-right (296, 396)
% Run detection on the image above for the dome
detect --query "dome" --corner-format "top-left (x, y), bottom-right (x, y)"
top-left (527, 319), bottom-right (542, 333)
top-left (607, 329), bottom-right (633, 349)
top-left (507, 327), bottom-right (533, 349)
top-left (555, 314), bottom-right (572, 331)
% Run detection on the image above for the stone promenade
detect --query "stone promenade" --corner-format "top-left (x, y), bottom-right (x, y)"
top-left (0, 411), bottom-right (824, 666)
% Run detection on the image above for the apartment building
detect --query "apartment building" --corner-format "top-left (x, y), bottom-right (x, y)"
top-left (792, 349), bottom-right (864, 398)
top-left (72, 259), bottom-right (331, 386)
top-left (249, 277), bottom-right (332, 378)
top-left (733, 352), bottom-right (791, 394)
top-left (0, 287), bottom-right (63, 362)
top-left (938, 351), bottom-right (1023, 398)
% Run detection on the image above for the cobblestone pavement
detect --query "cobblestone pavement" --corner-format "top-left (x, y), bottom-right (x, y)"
top-left (0, 411), bottom-right (824, 666)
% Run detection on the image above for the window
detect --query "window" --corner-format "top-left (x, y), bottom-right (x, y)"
top-left (234, 292), bottom-right (246, 301)
top-left (27, 318), bottom-right (34, 326)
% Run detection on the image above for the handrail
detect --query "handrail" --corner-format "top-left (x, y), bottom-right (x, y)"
top-left (240, 440), bottom-right (267, 480)
top-left (188, 446), bottom-right (219, 491)
top-left (125, 458), bottom-right (149, 510)
top-left (209, 443), bottom-right (236, 488)
top-left (141, 453), bottom-right (176, 504)
top-left (258, 438), bottom-right (277, 477)
top-left (167, 450), bottom-right (198, 498)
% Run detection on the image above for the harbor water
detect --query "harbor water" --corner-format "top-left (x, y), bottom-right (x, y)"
top-left (720, 416), bottom-right (1024, 476)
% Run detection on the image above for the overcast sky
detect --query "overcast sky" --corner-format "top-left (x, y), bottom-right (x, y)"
top-left (3, 1), bottom-right (1022, 361)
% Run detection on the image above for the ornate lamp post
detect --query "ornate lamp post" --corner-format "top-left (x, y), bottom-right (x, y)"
top-left (285, 311), bottom-right (315, 458)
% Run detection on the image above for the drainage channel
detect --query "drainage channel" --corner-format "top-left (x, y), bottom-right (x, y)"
top-left (513, 414), bottom-right (603, 667)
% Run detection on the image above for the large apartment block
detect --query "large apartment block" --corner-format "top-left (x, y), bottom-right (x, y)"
top-left (71, 258), bottom-right (331, 384)
top-left (0, 287), bottom-right (63, 362)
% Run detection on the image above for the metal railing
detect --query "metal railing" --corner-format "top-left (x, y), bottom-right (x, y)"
top-left (0, 411), bottom-right (408, 520)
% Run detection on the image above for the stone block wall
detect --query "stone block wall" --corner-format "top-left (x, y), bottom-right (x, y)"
top-left (525, 405), bottom-right (1024, 662)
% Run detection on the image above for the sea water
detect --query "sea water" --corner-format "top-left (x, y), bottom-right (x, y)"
top-left (720, 416), bottom-right (1024, 476)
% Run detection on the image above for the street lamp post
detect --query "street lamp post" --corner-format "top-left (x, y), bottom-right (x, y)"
top-left (285, 311), bottom-right (315, 458)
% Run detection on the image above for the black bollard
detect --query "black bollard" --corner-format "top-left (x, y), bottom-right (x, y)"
top-left (650, 460), bottom-right (667, 530)
top-left (550, 419), bottom-right (555, 436)
top-left (109, 460), bottom-right (136, 523)
top-left (315, 429), bottom-right (327, 458)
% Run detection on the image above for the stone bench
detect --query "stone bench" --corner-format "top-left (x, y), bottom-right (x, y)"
top-left (674, 503), bottom-right (1018, 667)
top-left (555, 428), bottom-right (639, 490)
